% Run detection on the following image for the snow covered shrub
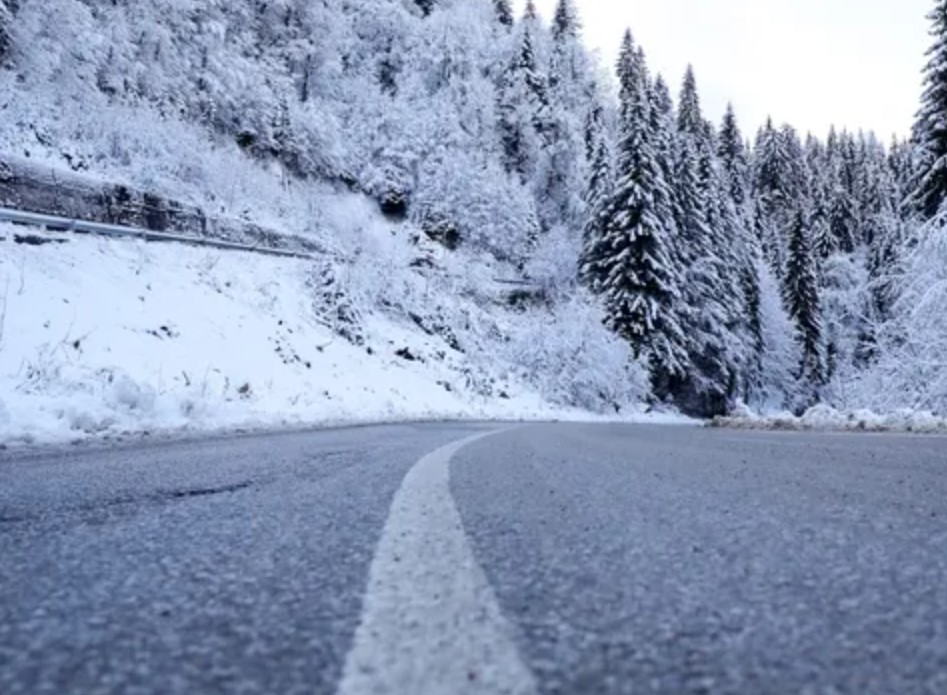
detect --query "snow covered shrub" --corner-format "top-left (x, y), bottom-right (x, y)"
top-left (307, 259), bottom-right (365, 345)
top-left (525, 224), bottom-right (581, 297)
top-left (106, 371), bottom-right (156, 414)
top-left (500, 293), bottom-right (647, 412)
top-left (412, 149), bottom-right (538, 260)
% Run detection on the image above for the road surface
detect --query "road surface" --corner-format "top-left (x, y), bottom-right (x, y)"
top-left (2, 423), bottom-right (947, 694)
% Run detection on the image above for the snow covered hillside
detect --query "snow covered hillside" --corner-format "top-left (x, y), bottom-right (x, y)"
top-left (0, 214), bottom-right (662, 445)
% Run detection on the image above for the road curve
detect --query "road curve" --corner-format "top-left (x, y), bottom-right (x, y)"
top-left (2, 423), bottom-right (947, 694)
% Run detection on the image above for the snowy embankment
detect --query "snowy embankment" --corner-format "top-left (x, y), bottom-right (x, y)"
top-left (710, 404), bottom-right (947, 435)
top-left (0, 222), bottom-right (679, 447)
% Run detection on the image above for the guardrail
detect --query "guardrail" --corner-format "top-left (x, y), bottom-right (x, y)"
top-left (0, 206), bottom-right (317, 260)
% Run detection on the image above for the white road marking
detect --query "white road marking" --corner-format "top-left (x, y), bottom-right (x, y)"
top-left (336, 429), bottom-right (537, 695)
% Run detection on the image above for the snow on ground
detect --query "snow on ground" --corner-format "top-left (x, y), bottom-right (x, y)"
top-left (0, 225), bottom-right (684, 448)
top-left (710, 403), bottom-right (947, 435)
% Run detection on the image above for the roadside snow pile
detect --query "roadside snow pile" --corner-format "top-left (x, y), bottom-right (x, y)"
top-left (0, 222), bottom-right (665, 447)
top-left (711, 404), bottom-right (947, 434)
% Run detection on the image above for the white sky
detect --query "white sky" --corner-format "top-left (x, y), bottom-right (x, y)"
top-left (517, 0), bottom-right (931, 139)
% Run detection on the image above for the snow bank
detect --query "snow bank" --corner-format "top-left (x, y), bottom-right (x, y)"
top-left (711, 403), bottom-right (947, 435)
top-left (0, 225), bottom-right (672, 448)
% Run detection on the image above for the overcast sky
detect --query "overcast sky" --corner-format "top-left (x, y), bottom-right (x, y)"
top-left (516, 0), bottom-right (931, 140)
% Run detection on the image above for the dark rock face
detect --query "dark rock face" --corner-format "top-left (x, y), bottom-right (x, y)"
top-left (0, 157), bottom-right (327, 256)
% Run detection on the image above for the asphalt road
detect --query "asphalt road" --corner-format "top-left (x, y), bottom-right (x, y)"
top-left (2, 423), bottom-right (947, 694)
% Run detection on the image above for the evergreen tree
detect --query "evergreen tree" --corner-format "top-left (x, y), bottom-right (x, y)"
top-left (551, 0), bottom-right (580, 42)
top-left (600, 31), bottom-right (687, 384)
top-left (677, 65), bottom-right (703, 137)
top-left (579, 102), bottom-right (612, 293)
top-left (912, 0), bottom-right (947, 219)
top-left (647, 74), bottom-right (694, 401)
top-left (671, 68), bottom-right (739, 413)
top-left (718, 103), bottom-right (750, 211)
top-left (717, 105), bottom-right (767, 402)
top-left (674, 68), bottom-right (712, 250)
top-left (414, 0), bottom-right (436, 17)
top-left (496, 16), bottom-right (548, 179)
top-left (542, 0), bottom-right (592, 232)
top-left (751, 121), bottom-right (809, 275)
top-left (650, 75), bottom-right (683, 231)
top-left (783, 210), bottom-right (824, 390)
top-left (493, 0), bottom-right (513, 27)
top-left (810, 183), bottom-right (836, 260)
top-left (0, 0), bottom-right (12, 63)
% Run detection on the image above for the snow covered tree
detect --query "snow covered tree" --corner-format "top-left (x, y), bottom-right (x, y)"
top-left (666, 67), bottom-right (745, 414)
top-left (0, 0), bottom-right (13, 64)
top-left (579, 101), bottom-right (612, 293)
top-left (537, 0), bottom-right (592, 233)
top-left (783, 210), bottom-right (824, 392)
top-left (718, 103), bottom-right (751, 213)
top-left (716, 105), bottom-right (770, 402)
top-left (413, 0), bottom-right (437, 17)
top-left (599, 31), bottom-right (687, 396)
top-left (911, 0), bottom-right (947, 219)
top-left (493, 0), bottom-right (513, 27)
top-left (551, 0), bottom-right (580, 42)
top-left (496, 14), bottom-right (549, 180)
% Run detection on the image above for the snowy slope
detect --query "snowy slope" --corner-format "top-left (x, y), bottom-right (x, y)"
top-left (0, 224), bottom-right (676, 446)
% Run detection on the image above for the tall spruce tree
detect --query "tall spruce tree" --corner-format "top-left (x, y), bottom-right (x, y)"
top-left (718, 105), bottom-right (766, 401)
top-left (579, 102), bottom-right (612, 293)
top-left (783, 210), bottom-right (824, 390)
top-left (600, 30), bottom-right (687, 384)
top-left (493, 0), bottom-right (513, 27)
top-left (911, 0), bottom-right (947, 219)
top-left (551, 0), bottom-right (580, 42)
top-left (413, 0), bottom-right (436, 17)
top-left (670, 67), bottom-right (740, 413)
top-left (0, 0), bottom-right (14, 63)
top-left (496, 13), bottom-right (549, 179)
top-left (718, 103), bottom-right (751, 212)
top-left (542, 0), bottom-right (591, 232)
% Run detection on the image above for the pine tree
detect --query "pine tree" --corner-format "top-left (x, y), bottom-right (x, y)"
top-left (414, 0), bottom-right (436, 17)
top-left (0, 0), bottom-right (13, 63)
top-left (551, 0), bottom-right (580, 41)
top-left (600, 31), bottom-right (686, 383)
top-left (783, 210), bottom-right (824, 389)
top-left (677, 65), bottom-right (703, 137)
top-left (542, 0), bottom-right (592, 232)
top-left (496, 17), bottom-right (549, 179)
top-left (718, 103), bottom-right (750, 211)
top-left (647, 73), bottom-right (694, 400)
top-left (516, 25), bottom-right (549, 131)
top-left (579, 103), bottom-right (612, 293)
top-left (650, 75), bottom-right (683, 230)
top-left (673, 68), bottom-right (711, 250)
top-left (751, 121), bottom-right (810, 276)
top-left (717, 105), bottom-right (767, 402)
top-left (493, 0), bottom-right (513, 27)
top-left (548, 0), bottom-right (584, 92)
top-left (911, 0), bottom-right (947, 219)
